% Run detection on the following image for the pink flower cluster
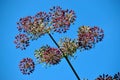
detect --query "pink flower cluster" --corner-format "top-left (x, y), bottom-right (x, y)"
top-left (19, 58), bottom-right (35, 75)
top-left (14, 6), bottom-right (105, 77)
top-left (34, 45), bottom-right (62, 65)
top-left (17, 16), bottom-right (33, 33)
top-left (59, 37), bottom-right (77, 57)
top-left (77, 26), bottom-right (104, 51)
top-left (14, 6), bottom-right (76, 50)
top-left (14, 34), bottom-right (29, 50)
top-left (17, 12), bottom-right (50, 40)
top-left (90, 26), bottom-right (104, 43)
top-left (49, 6), bottom-right (76, 33)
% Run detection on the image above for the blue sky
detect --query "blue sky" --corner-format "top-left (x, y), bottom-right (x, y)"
top-left (0, 0), bottom-right (120, 80)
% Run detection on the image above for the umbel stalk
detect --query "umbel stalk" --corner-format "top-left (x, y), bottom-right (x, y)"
top-left (48, 33), bottom-right (80, 80)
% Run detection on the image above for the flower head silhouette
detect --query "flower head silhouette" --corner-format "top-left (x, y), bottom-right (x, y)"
top-left (95, 74), bottom-right (113, 80)
top-left (113, 72), bottom-right (120, 80)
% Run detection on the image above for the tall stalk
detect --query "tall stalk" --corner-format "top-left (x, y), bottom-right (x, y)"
top-left (48, 33), bottom-right (80, 80)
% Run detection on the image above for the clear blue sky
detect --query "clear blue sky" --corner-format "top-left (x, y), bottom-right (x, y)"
top-left (0, 0), bottom-right (120, 80)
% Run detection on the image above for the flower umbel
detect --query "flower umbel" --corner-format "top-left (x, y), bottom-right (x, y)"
top-left (77, 26), bottom-right (95, 51)
top-left (14, 34), bottom-right (30, 50)
top-left (77, 26), bottom-right (104, 51)
top-left (17, 16), bottom-right (34, 33)
top-left (90, 26), bottom-right (104, 43)
top-left (17, 12), bottom-right (51, 40)
top-left (35, 45), bottom-right (62, 65)
top-left (113, 72), bottom-right (120, 80)
top-left (59, 37), bottom-right (77, 57)
top-left (49, 6), bottom-right (76, 33)
top-left (32, 12), bottom-right (51, 36)
top-left (95, 74), bottom-right (113, 80)
top-left (19, 58), bottom-right (35, 75)
top-left (34, 45), bottom-right (50, 63)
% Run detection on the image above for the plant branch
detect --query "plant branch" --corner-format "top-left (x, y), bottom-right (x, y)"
top-left (48, 33), bottom-right (80, 80)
